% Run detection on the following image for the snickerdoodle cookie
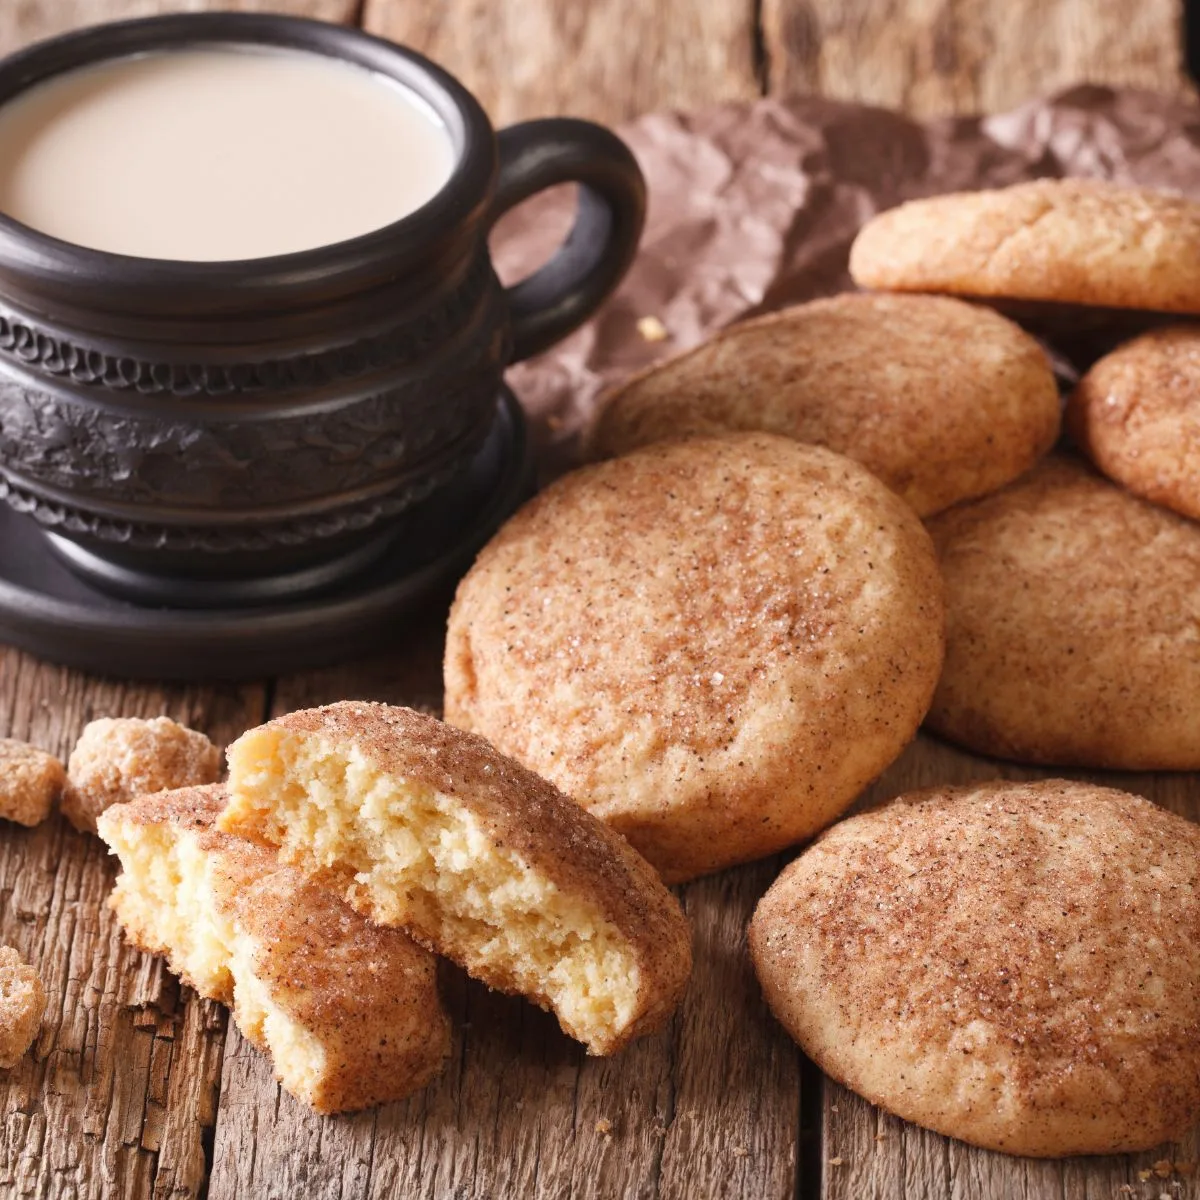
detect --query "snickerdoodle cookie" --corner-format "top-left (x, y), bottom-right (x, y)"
top-left (1067, 324), bottom-right (1200, 520)
top-left (850, 178), bottom-right (1200, 313)
top-left (592, 293), bottom-right (1061, 516)
top-left (750, 780), bottom-right (1200, 1157)
top-left (219, 702), bottom-right (691, 1056)
top-left (64, 716), bottom-right (221, 833)
top-left (927, 455), bottom-right (1200, 768)
top-left (99, 784), bottom-right (449, 1113)
top-left (444, 434), bottom-right (944, 882)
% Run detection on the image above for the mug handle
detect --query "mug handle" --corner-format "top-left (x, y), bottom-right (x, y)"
top-left (490, 118), bottom-right (646, 363)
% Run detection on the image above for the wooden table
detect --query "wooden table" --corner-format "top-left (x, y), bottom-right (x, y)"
top-left (1, 3), bottom-right (1197, 1198)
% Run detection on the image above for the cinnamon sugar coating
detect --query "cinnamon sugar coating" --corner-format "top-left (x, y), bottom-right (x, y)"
top-left (100, 784), bottom-right (449, 1113)
top-left (63, 717), bottom-right (221, 834)
top-left (928, 454), bottom-right (1200, 768)
top-left (592, 293), bottom-right (1061, 517)
top-left (750, 780), bottom-right (1200, 1157)
top-left (445, 434), bottom-right (945, 881)
top-left (0, 739), bottom-right (64, 827)
top-left (850, 178), bottom-right (1200, 312)
top-left (1067, 324), bottom-right (1200, 520)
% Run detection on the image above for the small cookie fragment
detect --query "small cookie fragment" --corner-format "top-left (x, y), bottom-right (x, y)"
top-left (636, 315), bottom-right (669, 342)
top-left (0, 738), bottom-right (65, 827)
top-left (593, 293), bottom-right (1061, 517)
top-left (220, 702), bottom-right (693, 1056)
top-left (98, 784), bottom-right (449, 1113)
top-left (0, 945), bottom-right (46, 1069)
top-left (445, 435), bottom-right (944, 881)
top-left (850, 178), bottom-right (1200, 313)
top-left (63, 717), bottom-right (221, 833)
top-left (928, 455), bottom-right (1200, 768)
top-left (1067, 324), bottom-right (1200, 521)
top-left (749, 781), bottom-right (1200, 1157)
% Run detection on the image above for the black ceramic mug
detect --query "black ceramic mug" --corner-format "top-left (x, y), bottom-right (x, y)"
top-left (0, 13), bottom-right (645, 605)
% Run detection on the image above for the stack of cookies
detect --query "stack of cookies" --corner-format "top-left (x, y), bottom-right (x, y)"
top-left (850, 178), bottom-right (1200, 772)
top-left (440, 176), bottom-right (1200, 1158)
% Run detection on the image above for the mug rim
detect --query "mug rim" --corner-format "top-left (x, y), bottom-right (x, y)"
top-left (0, 13), bottom-right (498, 316)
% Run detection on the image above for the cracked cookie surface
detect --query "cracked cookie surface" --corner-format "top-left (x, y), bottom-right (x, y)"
top-left (592, 293), bottom-right (1061, 517)
top-left (750, 779), bottom-right (1200, 1157)
top-left (445, 434), bottom-right (944, 881)
top-left (1068, 324), bottom-right (1200, 520)
top-left (928, 454), bottom-right (1200, 768)
top-left (850, 178), bottom-right (1200, 312)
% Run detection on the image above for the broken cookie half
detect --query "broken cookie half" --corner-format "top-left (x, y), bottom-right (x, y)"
top-left (219, 702), bottom-right (692, 1056)
top-left (98, 783), bottom-right (449, 1113)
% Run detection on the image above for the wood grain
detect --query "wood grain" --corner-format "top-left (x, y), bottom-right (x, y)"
top-left (0, 649), bottom-right (263, 1199)
top-left (761, 0), bottom-right (1186, 117)
top-left (362, 0), bottom-right (761, 125)
top-left (0, 0), bottom-right (358, 55)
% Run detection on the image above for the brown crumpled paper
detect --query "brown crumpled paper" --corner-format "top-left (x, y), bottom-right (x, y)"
top-left (491, 85), bottom-right (1200, 478)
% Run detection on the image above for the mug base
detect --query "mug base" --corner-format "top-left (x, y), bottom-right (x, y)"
top-left (44, 524), bottom-right (404, 609)
top-left (0, 388), bottom-right (532, 680)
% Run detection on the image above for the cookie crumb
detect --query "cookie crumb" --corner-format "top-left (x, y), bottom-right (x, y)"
top-left (1139, 1170), bottom-right (1154, 1182)
top-left (63, 717), bottom-right (221, 834)
top-left (636, 316), bottom-right (669, 343)
top-left (1154, 1160), bottom-right (1175, 1178)
top-left (828, 1156), bottom-right (844, 1167)
top-left (594, 1118), bottom-right (612, 1136)
top-left (0, 946), bottom-right (46, 1068)
top-left (0, 739), bottom-right (64, 827)
top-left (731, 1145), bottom-right (749, 1158)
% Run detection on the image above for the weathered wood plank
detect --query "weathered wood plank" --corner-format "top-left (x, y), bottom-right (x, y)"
top-left (0, 648), bottom-right (264, 1200)
top-left (210, 614), bottom-right (802, 1200)
top-left (818, 734), bottom-right (1200, 1200)
top-left (0, 0), bottom-right (358, 53)
top-left (657, 862), bottom-right (800, 1200)
top-left (363, 0), bottom-right (761, 125)
top-left (761, 0), bottom-right (1186, 117)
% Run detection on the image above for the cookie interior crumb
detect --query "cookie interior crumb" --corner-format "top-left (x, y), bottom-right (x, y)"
top-left (227, 726), bottom-right (643, 1054)
top-left (102, 809), bottom-right (345, 1105)
top-left (101, 784), bottom-right (450, 1114)
top-left (104, 814), bottom-right (233, 999)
